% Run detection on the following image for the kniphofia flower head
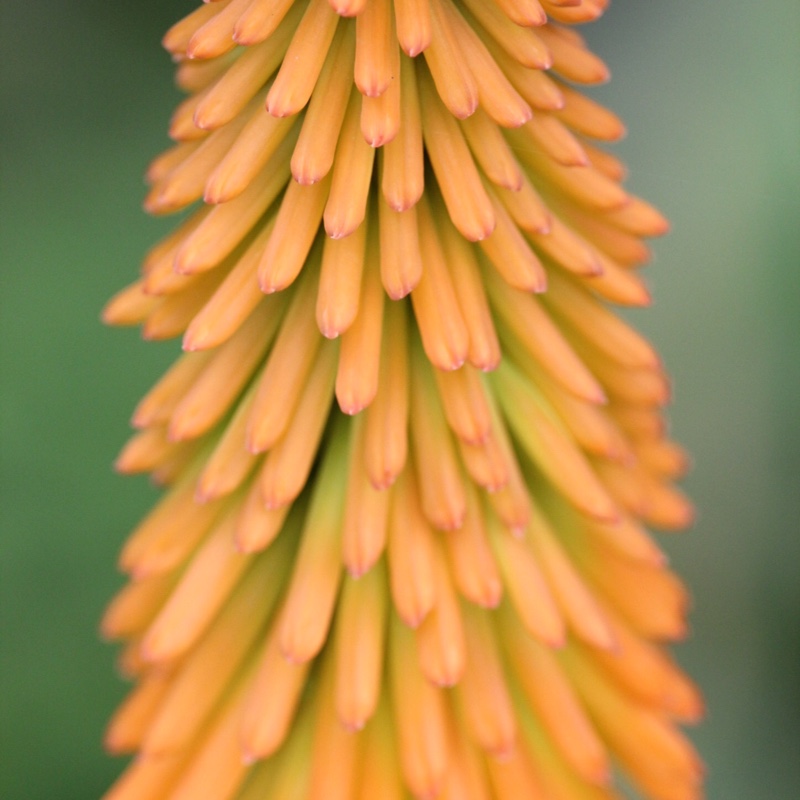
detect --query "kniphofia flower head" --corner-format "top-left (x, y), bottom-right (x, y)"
top-left (102, 1), bottom-right (703, 799)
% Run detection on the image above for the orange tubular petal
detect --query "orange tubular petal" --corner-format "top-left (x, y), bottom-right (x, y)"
top-left (362, 299), bottom-right (410, 489)
top-left (478, 187), bottom-right (547, 293)
top-left (291, 23), bottom-right (355, 186)
top-left (553, 80), bottom-right (626, 141)
top-left (247, 266), bottom-right (321, 452)
top-left (378, 196), bottom-right (423, 299)
top-left (525, 215), bottom-right (603, 278)
top-left (193, 9), bottom-right (303, 131)
top-left (435, 211), bottom-right (501, 372)
top-left (483, 38), bottom-right (563, 111)
top-left (306, 679), bottom-right (362, 800)
top-left (419, 67), bottom-right (495, 241)
top-left (140, 209), bottom-right (209, 282)
top-left (441, 720), bottom-right (493, 800)
top-left (102, 280), bottom-right (159, 326)
top-left (411, 195), bottom-right (470, 371)
top-left (145, 107), bottom-right (252, 214)
top-left (277, 416), bottom-right (347, 663)
top-left (492, 0), bottom-right (547, 27)
top-left (205, 106), bottom-right (297, 204)
top-left (233, 477), bottom-right (291, 553)
top-left (114, 426), bottom-right (178, 476)
top-left (334, 564), bottom-right (388, 730)
top-left (119, 465), bottom-right (226, 578)
top-left (174, 143), bottom-right (292, 275)
top-left (328, 0), bottom-right (367, 15)
top-left (317, 218), bottom-right (367, 339)
top-left (581, 547), bottom-right (690, 642)
top-left (390, 616), bottom-right (450, 800)
top-left (456, 603), bottom-right (517, 758)
top-left (583, 608), bottom-right (704, 722)
top-left (167, 675), bottom-right (254, 800)
top-left (238, 689), bottom-right (316, 799)
top-left (257, 174), bottom-right (330, 294)
top-left (105, 671), bottom-right (174, 754)
top-left (141, 272), bottom-right (226, 341)
top-left (415, 544), bottom-right (467, 687)
top-left (443, 6), bottom-right (532, 128)
top-left (527, 504), bottom-right (616, 650)
top-left (258, 339), bottom-right (338, 509)
top-left (354, 0), bottom-right (396, 97)
top-left (394, 0), bottom-right (431, 56)
top-left (195, 385), bottom-right (259, 502)
top-left (324, 88), bottom-right (376, 239)
top-left (142, 542), bottom-right (290, 754)
top-left (163, 2), bottom-right (227, 57)
top-left (457, 432), bottom-right (511, 493)
top-left (101, 572), bottom-right (176, 641)
top-left (486, 268), bottom-right (605, 403)
top-left (234, 0), bottom-right (296, 45)
top-left (357, 698), bottom-right (405, 800)
top-left (434, 364), bottom-right (493, 445)
top-left (460, 0), bottom-right (551, 70)
top-left (381, 54), bottom-right (424, 211)
top-left (444, 482), bottom-right (503, 609)
top-left (565, 653), bottom-right (704, 796)
top-left (131, 351), bottom-right (212, 429)
top-left (460, 109), bottom-right (524, 191)
top-left (141, 505), bottom-right (249, 663)
top-left (538, 24), bottom-right (610, 85)
top-left (544, 269), bottom-right (659, 368)
top-left (240, 619), bottom-right (312, 759)
top-left (175, 54), bottom-right (235, 95)
top-left (423, 0), bottom-right (478, 119)
top-left (101, 750), bottom-right (187, 800)
top-left (169, 302), bottom-right (278, 441)
top-left (409, 341), bottom-right (467, 531)
top-left (387, 469), bottom-right (437, 628)
top-left (186, 0), bottom-right (253, 60)
top-left (502, 611), bottom-right (611, 786)
top-left (484, 746), bottom-right (548, 800)
top-left (493, 360), bottom-right (620, 522)
top-left (488, 514), bottom-right (565, 647)
top-left (361, 72), bottom-right (401, 147)
top-left (482, 390), bottom-right (533, 531)
top-left (266, 0), bottom-right (340, 118)
top-left (510, 354), bottom-right (633, 462)
top-left (342, 415), bottom-right (392, 577)
top-left (183, 223), bottom-right (283, 352)
top-left (335, 227), bottom-right (385, 414)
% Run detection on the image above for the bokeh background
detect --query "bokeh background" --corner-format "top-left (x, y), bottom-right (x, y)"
top-left (2, 1), bottom-right (798, 797)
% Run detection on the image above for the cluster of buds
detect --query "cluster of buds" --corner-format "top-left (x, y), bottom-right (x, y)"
top-left (102, 2), bottom-right (702, 800)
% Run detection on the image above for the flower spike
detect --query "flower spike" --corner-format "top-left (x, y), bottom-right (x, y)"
top-left (104, 2), bottom-right (702, 799)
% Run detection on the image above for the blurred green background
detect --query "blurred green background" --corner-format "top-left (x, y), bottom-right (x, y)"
top-left (1, 1), bottom-right (798, 798)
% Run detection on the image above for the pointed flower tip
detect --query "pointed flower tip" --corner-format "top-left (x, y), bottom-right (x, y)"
top-left (345, 563), bottom-right (366, 580)
top-left (180, 336), bottom-right (200, 353)
top-left (244, 434), bottom-right (264, 455)
top-left (258, 277), bottom-right (282, 295)
top-left (233, 536), bottom-right (257, 555)
top-left (99, 305), bottom-right (116, 326)
top-left (112, 455), bottom-right (131, 475)
top-left (340, 716), bottom-right (367, 733)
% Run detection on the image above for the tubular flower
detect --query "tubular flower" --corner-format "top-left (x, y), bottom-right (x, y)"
top-left (103, 2), bottom-right (702, 800)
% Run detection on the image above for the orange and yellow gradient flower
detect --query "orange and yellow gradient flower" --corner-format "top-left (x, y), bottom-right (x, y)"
top-left (102, 1), bottom-right (703, 799)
